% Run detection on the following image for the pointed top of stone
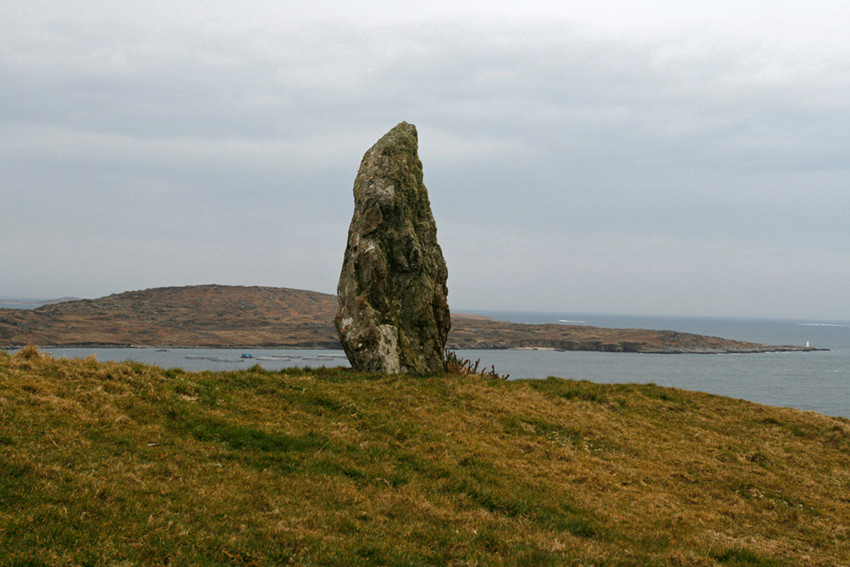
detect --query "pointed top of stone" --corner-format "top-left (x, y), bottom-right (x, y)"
top-left (357, 121), bottom-right (420, 188)
top-left (373, 121), bottom-right (418, 150)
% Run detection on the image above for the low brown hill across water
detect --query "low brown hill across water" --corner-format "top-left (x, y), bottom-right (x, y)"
top-left (0, 285), bottom-right (821, 353)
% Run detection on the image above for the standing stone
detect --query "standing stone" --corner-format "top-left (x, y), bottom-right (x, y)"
top-left (335, 122), bottom-right (450, 374)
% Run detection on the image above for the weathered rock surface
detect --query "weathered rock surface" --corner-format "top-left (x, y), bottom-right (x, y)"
top-left (334, 122), bottom-right (450, 374)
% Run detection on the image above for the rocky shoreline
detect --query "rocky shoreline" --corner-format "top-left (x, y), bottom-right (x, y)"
top-left (6, 343), bottom-right (825, 354)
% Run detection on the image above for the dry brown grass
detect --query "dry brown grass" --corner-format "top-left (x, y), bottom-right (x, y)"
top-left (1, 348), bottom-right (848, 565)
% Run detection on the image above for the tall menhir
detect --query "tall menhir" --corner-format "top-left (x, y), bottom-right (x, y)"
top-left (334, 122), bottom-right (450, 375)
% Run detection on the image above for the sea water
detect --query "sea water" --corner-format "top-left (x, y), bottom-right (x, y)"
top-left (456, 312), bottom-right (850, 418)
top-left (19, 313), bottom-right (849, 419)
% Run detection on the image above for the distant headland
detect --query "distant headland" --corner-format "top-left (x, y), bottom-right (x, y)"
top-left (0, 284), bottom-right (826, 353)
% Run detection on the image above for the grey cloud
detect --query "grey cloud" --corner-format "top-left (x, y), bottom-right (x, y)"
top-left (3, 12), bottom-right (850, 317)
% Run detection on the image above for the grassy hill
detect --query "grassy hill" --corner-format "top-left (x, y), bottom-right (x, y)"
top-left (0, 285), bottom-right (341, 348)
top-left (1, 348), bottom-right (848, 566)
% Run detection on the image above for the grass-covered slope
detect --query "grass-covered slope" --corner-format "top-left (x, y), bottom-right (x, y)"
top-left (1, 348), bottom-right (848, 566)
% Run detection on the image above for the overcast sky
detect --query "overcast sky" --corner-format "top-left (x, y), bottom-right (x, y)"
top-left (3, 1), bottom-right (850, 320)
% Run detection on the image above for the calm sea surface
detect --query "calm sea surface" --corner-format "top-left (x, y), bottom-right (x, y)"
top-left (16, 312), bottom-right (849, 419)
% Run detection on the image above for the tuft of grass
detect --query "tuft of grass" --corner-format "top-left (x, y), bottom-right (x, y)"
top-left (445, 350), bottom-right (509, 379)
top-left (1, 347), bottom-right (848, 565)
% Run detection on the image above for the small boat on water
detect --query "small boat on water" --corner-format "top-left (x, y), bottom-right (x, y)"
top-left (241, 353), bottom-right (253, 359)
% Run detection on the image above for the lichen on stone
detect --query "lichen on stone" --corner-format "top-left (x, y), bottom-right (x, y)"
top-left (335, 122), bottom-right (450, 375)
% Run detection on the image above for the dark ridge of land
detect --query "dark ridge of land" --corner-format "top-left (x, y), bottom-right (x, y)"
top-left (0, 284), bottom-right (823, 353)
top-left (0, 285), bottom-right (341, 348)
top-left (2, 348), bottom-right (848, 565)
top-left (447, 317), bottom-right (823, 353)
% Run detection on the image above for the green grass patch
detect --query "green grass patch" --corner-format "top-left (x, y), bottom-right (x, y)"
top-left (172, 411), bottom-right (326, 453)
top-left (711, 547), bottom-right (785, 566)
